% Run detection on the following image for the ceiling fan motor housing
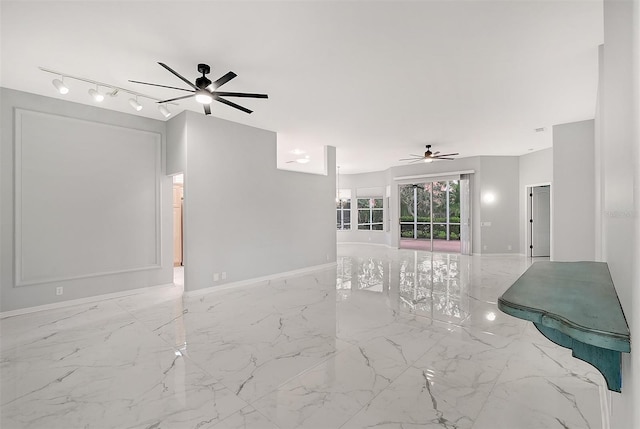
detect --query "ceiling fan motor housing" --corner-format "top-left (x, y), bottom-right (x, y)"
top-left (196, 64), bottom-right (212, 89)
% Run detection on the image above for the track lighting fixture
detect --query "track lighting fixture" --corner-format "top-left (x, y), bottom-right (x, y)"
top-left (40, 66), bottom-right (177, 118)
top-left (88, 86), bottom-right (104, 102)
top-left (52, 77), bottom-right (69, 94)
top-left (158, 104), bottom-right (171, 118)
top-left (128, 96), bottom-right (142, 111)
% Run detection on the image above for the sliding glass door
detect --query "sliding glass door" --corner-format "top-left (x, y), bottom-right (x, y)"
top-left (399, 179), bottom-right (466, 253)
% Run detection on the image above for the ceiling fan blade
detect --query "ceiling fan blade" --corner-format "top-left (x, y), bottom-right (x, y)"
top-left (158, 62), bottom-right (198, 90)
top-left (409, 159), bottom-right (425, 164)
top-left (399, 157), bottom-right (423, 161)
top-left (157, 94), bottom-right (194, 103)
top-left (212, 91), bottom-right (268, 99)
top-left (207, 71), bottom-right (237, 91)
top-left (432, 151), bottom-right (440, 156)
top-left (128, 80), bottom-right (193, 92)
top-left (203, 104), bottom-right (211, 115)
top-left (433, 153), bottom-right (459, 157)
top-left (437, 157), bottom-right (455, 160)
top-left (214, 96), bottom-right (252, 114)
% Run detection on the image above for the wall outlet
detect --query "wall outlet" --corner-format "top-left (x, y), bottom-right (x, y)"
top-left (56, 287), bottom-right (63, 296)
top-left (507, 245), bottom-right (512, 251)
top-left (221, 272), bottom-right (227, 280)
top-left (483, 245), bottom-right (488, 251)
top-left (213, 273), bottom-right (219, 281)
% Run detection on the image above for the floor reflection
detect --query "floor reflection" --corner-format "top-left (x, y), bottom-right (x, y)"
top-left (337, 250), bottom-right (470, 323)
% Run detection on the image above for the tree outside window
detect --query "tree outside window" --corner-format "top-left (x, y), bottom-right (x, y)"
top-left (358, 198), bottom-right (384, 230)
top-left (337, 189), bottom-right (351, 230)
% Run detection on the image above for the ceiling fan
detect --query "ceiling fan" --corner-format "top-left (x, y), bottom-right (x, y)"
top-left (130, 62), bottom-right (268, 115)
top-left (400, 145), bottom-right (459, 163)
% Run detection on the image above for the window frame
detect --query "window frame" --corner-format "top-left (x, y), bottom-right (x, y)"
top-left (357, 197), bottom-right (384, 231)
top-left (336, 189), bottom-right (352, 230)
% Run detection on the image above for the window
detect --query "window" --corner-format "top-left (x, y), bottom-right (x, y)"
top-left (357, 198), bottom-right (384, 230)
top-left (337, 189), bottom-right (351, 230)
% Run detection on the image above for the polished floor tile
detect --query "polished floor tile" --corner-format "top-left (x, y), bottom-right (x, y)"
top-left (1, 245), bottom-right (604, 428)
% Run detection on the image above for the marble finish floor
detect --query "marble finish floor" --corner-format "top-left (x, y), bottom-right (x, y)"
top-left (1, 244), bottom-right (606, 428)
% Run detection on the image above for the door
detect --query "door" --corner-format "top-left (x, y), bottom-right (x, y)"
top-left (530, 185), bottom-right (550, 257)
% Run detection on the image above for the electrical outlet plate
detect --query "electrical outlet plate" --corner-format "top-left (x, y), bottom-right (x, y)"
top-left (213, 273), bottom-right (219, 281)
top-left (221, 272), bottom-right (227, 280)
top-left (56, 287), bottom-right (63, 295)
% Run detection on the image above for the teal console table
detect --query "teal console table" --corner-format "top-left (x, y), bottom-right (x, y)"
top-left (498, 261), bottom-right (630, 392)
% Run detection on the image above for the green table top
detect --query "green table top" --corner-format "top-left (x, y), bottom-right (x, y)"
top-left (498, 261), bottom-right (630, 353)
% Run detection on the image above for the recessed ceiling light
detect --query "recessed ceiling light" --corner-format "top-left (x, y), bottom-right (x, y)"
top-left (291, 149), bottom-right (306, 155)
top-left (296, 156), bottom-right (310, 164)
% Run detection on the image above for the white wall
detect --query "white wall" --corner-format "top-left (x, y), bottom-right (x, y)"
top-left (0, 88), bottom-right (173, 312)
top-left (339, 155), bottom-right (521, 255)
top-left (336, 170), bottom-right (390, 246)
top-left (552, 120), bottom-right (595, 261)
top-left (599, 1), bottom-right (639, 427)
top-left (477, 156), bottom-right (521, 254)
top-left (519, 148), bottom-right (553, 254)
top-left (173, 111), bottom-right (336, 292)
top-left (166, 112), bottom-right (186, 175)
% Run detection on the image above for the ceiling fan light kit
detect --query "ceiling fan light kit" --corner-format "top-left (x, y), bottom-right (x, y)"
top-left (194, 90), bottom-right (213, 104)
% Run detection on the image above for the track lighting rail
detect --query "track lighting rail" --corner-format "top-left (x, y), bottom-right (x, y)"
top-left (40, 66), bottom-right (178, 117)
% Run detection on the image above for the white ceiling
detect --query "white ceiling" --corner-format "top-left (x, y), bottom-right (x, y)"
top-left (0, 1), bottom-right (603, 174)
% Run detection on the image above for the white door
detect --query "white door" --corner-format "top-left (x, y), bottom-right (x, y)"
top-left (531, 186), bottom-right (551, 257)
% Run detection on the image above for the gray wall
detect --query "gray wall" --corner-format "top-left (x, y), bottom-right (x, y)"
top-left (552, 120), bottom-right (595, 261)
top-left (519, 148), bottom-right (553, 254)
top-left (600, 0), bottom-right (639, 426)
top-left (0, 88), bottom-right (173, 312)
top-left (175, 111), bottom-right (336, 292)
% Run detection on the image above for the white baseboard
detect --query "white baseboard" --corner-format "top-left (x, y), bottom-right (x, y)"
top-left (472, 252), bottom-right (527, 257)
top-left (0, 282), bottom-right (177, 319)
top-left (184, 262), bottom-right (337, 298)
top-left (338, 242), bottom-right (394, 248)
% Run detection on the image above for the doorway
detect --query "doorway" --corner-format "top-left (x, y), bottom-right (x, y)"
top-left (398, 179), bottom-right (467, 253)
top-left (173, 174), bottom-right (184, 267)
top-left (528, 185), bottom-right (551, 257)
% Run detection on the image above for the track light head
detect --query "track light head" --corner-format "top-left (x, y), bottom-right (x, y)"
top-left (158, 104), bottom-right (171, 118)
top-left (88, 87), bottom-right (104, 102)
top-left (52, 78), bottom-right (69, 94)
top-left (128, 97), bottom-right (142, 111)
